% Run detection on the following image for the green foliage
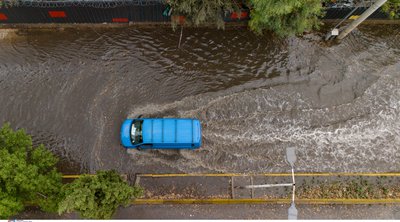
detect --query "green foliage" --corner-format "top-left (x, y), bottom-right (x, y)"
top-left (0, 0), bottom-right (20, 8)
top-left (167, 0), bottom-right (238, 29)
top-left (0, 123), bottom-right (62, 219)
top-left (0, 124), bottom-right (144, 219)
top-left (0, 193), bottom-right (24, 219)
top-left (382, 0), bottom-right (400, 19)
top-left (298, 177), bottom-right (400, 199)
top-left (58, 170), bottom-right (143, 219)
top-left (166, 0), bottom-right (323, 36)
top-left (248, 0), bottom-right (324, 37)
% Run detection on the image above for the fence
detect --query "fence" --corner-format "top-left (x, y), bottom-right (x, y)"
top-left (0, 0), bottom-right (391, 24)
top-left (0, 1), bottom-right (169, 23)
top-left (325, 7), bottom-right (389, 19)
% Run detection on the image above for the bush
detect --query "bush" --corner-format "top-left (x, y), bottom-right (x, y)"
top-left (382, 0), bottom-right (400, 19)
top-left (0, 123), bottom-right (63, 219)
top-left (248, 0), bottom-right (324, 37)
top-left (58, 170), bottom-right (143, 219)
top-left (167, 0), bottom-right (238, 29)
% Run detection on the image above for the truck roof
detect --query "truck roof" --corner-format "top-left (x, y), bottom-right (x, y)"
top-left (142, 118), bottom-right (201, 144)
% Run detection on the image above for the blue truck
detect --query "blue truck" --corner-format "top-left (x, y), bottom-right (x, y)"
top-left (120, 118), bottom-right (202, 149)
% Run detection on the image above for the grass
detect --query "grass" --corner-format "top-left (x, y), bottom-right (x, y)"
top-left (297, 177), bottom-right (400, 199)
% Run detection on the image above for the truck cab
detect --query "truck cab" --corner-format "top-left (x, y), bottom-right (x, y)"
top-left (120, 118), bottom-right (202, 149)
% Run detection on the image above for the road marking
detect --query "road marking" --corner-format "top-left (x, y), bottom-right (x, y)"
top-left (63, 172), bottom-right (400, 179)
top-left (62, 175), bottom-right (81, 178)
top-left (137, 172), bottom-right (400, 177)
top-left (62, 174), bottom-right (127, 179)
top-left (349, 15), bottom-right (361, 20)
top-left (132, 198), bottom-right (400, 205)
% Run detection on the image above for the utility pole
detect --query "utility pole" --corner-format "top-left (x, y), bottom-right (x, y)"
top-left (242, 147), bottom-right (298, 220)
top-left (337, 0), bottom-right (388, 40)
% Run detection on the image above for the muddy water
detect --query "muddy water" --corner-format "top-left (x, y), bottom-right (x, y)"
top-left (0, 26), bottom-right (399, 174)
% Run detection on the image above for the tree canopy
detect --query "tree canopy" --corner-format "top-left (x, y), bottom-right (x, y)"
top-left (0, 123), bottom-right (62, 219)
top-left (167, 0), bottom-right (238, 29)
top-left (58, 170), bottom-right (143, 219)
top-left (382, 0), bottom-right (400, 19)
top-left (248, 0), bottom-right (323, 37)
top-left (0, 123), bottom-right (144, 219)
top-left (166, 0), bottom-right (324, 36)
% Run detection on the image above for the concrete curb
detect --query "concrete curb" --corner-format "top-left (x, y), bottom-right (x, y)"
top-left (132, 198), bottom-right (400, 205)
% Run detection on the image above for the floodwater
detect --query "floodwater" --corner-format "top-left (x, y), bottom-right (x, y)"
top-left (0, 26), bottom-right (399, 175)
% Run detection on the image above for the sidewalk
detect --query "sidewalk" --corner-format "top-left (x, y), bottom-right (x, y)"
top-left (135, 173), bottom-right (400, 201)
top-left (115, 204), bottom-right (400, 219)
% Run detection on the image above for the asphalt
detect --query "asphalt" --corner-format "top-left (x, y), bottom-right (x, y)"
top-left (16, 203), bottom-right (400, 220)
top-left (116, 204), bottom-right (400, 219)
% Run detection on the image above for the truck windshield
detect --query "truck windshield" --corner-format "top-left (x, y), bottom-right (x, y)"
top-left (130, 120), bottom-right (143, 144)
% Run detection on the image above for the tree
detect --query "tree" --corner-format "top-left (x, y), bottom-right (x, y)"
top-left (58, 170), bottom-right (143, 219)
top-left (248, 0), bottom-right (324, 37)
top-left (382, 0), bottom-right (400, 19)
top-left (166, 0), bottom-right (239, 29)
top-left (0, 123), bottom-right (63, 219)
top-left (0, 0), bottom-right (20, 8)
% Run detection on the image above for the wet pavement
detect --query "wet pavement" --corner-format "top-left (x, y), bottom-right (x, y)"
top-left (116, 204), bottom-right (400, 219)
top-left (16, 203), bottom-right (400, 219)
top-left (0, 25), bottom-right (399, 176)
top-left (137, 174), bottom-right (400, 199)
top-left (2, 24), bottom-right (400, 220)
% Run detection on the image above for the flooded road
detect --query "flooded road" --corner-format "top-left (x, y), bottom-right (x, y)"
top-left (0, 26), bottom-right (399, 174)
